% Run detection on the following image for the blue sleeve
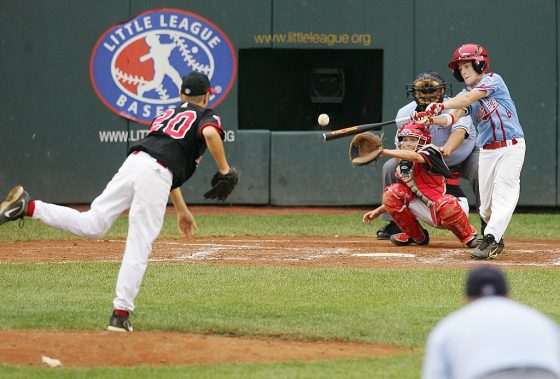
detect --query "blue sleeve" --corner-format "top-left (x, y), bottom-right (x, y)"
top-left (474, 72), bottom-right (499, 96)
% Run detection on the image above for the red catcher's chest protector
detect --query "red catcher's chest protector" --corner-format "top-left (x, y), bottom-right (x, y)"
top-left (396, 162), bottom-right (447, 207)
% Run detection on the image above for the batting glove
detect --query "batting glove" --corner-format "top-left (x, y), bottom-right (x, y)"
top-left (411, 111), bottom-right (433, 125)
top-left (425, 102), bottom-right (445, 115)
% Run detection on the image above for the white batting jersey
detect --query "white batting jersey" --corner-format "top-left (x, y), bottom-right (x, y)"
top-left (462, 72), bottom-right (525, 147)
top-left (395, 99), bottom-right (477, 167)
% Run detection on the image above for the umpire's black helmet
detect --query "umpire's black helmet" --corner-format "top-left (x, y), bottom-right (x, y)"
top-left (405, 70), bottom-right (452, 109)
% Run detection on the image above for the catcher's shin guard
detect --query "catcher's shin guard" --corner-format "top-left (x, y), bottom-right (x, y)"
top-left (383, 184), bottom-right (426, 243)
top-left (431, 195), bottom-right (476, 245)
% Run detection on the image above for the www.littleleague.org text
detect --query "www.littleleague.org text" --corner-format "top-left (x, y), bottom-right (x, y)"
top-left (253, 32), bottom-right (371, 46)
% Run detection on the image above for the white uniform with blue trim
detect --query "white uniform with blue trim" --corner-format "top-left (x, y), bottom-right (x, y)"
top-left (463, 72), bottom-right (526, 241)
top-left (466, 73), bottom-right (524, 146)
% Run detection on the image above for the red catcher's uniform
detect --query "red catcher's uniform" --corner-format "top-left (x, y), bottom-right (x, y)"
top-left (384, 145), bottom-right (476, 246)
top-left (396, 145), bottom-right (464, 206)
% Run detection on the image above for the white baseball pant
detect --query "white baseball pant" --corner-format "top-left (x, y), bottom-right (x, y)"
top-left (408, 197), bottom-right (470, 227)
top-left (32, 151), bottom-right (172, 311)
top-left (478, 138), bottom-right (526, 241)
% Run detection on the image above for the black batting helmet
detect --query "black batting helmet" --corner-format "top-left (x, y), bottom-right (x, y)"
top-left (405, 71), bottom-right (452, 109)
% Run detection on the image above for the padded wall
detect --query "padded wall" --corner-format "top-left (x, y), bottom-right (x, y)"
top-left (1, 0), bottom-right (557, 207)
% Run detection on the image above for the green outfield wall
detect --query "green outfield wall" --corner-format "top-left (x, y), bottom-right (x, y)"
top-left (0, 0), bottom-right (557, 207)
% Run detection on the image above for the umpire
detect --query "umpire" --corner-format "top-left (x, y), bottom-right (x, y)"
top-left (376, 70), bottom-right (482, 240)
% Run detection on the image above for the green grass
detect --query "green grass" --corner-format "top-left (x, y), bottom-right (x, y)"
top-left (0, 264), bottom-right (456, 343)
top-left (0, 354), bottom-right (423, 379)
top-left (1, 210), bottom-right (559, 378)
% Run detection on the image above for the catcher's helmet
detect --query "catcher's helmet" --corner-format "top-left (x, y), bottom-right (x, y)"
top-left (406, 70), bottom-right (451, 108)
top-left (397, 122), bottom-right (431, 151)
top-left (448, 43), bottom-right (490, 82)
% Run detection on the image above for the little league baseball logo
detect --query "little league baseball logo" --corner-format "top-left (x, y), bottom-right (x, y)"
top-left (90, 8), bottom-right (236, 124)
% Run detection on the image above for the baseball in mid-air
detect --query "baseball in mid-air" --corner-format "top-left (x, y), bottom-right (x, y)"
top-left (317, 113), bottom-right (330, 127)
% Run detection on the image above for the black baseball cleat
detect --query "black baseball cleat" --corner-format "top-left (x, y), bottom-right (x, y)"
top-left (495, 237), bottom-right (505, 255)
top-left (107, 310), bottom-right (133, 332)
top-left (470, 234), bottom-right (501, 260)
top-left (376, 221), bottom-right (402, 240)
top-left (465, 235), bottom-right (480, 249)
top-left (390, 229), bottom-right (430, 246)
top-left (0, 185), bottom-right (30, 226)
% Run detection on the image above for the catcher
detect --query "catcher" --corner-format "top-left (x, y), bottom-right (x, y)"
top-left (376, 70), bottom-right (481, 241)
top-left (351, 122), bottom-right (479, 248)
top-left (0, 72), bottom-right (238, 332)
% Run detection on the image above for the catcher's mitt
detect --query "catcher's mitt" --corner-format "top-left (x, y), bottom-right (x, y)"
top-left (349, 132), bottom-right (384, 166)
top-left (204, 167), bottom-right (239, 201)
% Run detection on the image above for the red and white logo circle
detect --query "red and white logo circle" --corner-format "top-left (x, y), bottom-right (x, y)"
top-left (90, 8), bottom-right (237, 124)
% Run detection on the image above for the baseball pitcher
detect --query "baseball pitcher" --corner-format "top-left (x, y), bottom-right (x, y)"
top-left (0, 72), bottom-right (239, 332)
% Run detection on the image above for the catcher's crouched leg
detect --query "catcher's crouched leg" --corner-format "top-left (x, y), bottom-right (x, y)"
top-left (383, 184), bottom-right (429, 245)
top-left (431, 195), bottom-right (478, 248)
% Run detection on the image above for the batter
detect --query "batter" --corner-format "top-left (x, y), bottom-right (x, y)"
top-left (413, 43), bottom-right (526, 259)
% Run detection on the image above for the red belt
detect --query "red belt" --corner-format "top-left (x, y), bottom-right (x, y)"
top-left (482, 138), bottom-right (518, 150)
top-left (446, 178), bottom-right (460, 186)
top-left (132, 150), bottom-right (167, 168)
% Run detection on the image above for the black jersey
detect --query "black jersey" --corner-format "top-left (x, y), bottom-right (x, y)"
top-left (129, 102), bottom-right (224, 189)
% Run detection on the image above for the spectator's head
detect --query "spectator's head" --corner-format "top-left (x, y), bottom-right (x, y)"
top-left (466, 265), bottom-right (509, 300)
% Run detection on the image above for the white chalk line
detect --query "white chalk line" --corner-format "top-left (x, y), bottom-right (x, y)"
top-left (352, 253), bottom-right (416, 258)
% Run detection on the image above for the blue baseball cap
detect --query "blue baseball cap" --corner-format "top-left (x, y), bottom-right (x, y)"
top-left (466, 266), bottom-right (509, 297)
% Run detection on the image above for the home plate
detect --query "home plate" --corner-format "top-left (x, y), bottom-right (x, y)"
top-left (352, 253), bottom-right (416, 258)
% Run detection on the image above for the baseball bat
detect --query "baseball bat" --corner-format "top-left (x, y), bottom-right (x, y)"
top-left (322, 116), bottom-right (410, 142)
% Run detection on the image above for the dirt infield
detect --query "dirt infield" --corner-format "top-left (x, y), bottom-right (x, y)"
top-left (0, 330), bottom-right (406, 368)
top-left (2, 236), bottom-right (559, 268)
top-left (2, 206), bottom-right (559, 368)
